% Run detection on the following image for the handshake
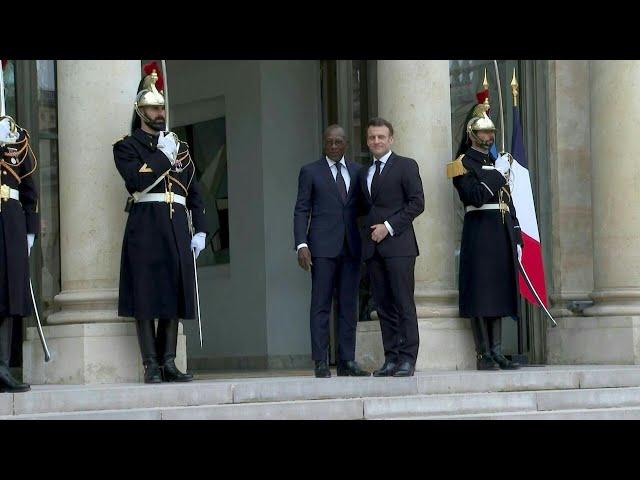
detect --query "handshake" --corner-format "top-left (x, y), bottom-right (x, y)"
top-left (157, 131), bottom-right (180, 165)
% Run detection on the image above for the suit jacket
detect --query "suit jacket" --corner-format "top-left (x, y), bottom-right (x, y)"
top-left (360, 152), bottom-right (425, 260)
top-left (293, 157), bottom-right (364, 259)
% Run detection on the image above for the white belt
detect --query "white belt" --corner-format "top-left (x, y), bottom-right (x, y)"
top-left (465, 204), bottom-right (509, 213)
top-left (0, 184), bottom-right (20, 201)
top-left (133, 192), bottom-right (186, 206)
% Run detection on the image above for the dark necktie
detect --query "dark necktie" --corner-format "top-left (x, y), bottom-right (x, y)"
top-left (335, 162), bottom-right (347, 203)
top-left (371, 160), bottom-right (382, 196)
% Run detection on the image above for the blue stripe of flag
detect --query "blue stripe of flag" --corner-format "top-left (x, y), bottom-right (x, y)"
top-left (511, 106), bottom-right (528, 168)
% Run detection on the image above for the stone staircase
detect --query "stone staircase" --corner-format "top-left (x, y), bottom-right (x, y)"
top-left (3, 366), bottom-right (640, 420)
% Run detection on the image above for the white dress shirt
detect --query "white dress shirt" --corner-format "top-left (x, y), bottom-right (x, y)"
top-left (326, 156), bottom-right (350, 191)
top-left (296, 157), bottom-right (350, 252)
top-left (366, 150), bottom-right (395, 236)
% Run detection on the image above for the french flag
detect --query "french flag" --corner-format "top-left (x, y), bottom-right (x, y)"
top-left (510, 105), bottom-right (549, 307)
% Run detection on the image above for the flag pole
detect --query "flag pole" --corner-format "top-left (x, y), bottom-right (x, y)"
top-left (161, 60), bottom-right (170, 129)
top-left (492, 60), bottom-right (506, 155)
top-left (511, 68), bottom-right (519, 108)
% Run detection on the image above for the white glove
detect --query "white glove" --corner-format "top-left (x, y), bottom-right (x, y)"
top-left (27, 234), bottom-right (35, 256)
top-left (157, 131), bottom-right (178, 165)
top-left (517, 244), bottom-right (523, 262)
top-left (0, 117), bottom-right (20, 145)
top-left (191, 232), bottom-right (206, 259)
top-left (494, 154), bottom-right (511, 177)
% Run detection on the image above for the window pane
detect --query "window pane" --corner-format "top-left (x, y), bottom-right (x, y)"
top-left (174, 116), bottom-right (229, 266)
top-left (36, 60), bottom-right (61, 317)
top-left (450, 60), bottom-right (509, 158)
top-left (2, 60), bottom-right (17, 118)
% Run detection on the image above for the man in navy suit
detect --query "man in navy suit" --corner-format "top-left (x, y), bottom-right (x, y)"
top-left (360, 117), bottom-right (425, 377)
top-left (293, 125), bottom-right (371, 378)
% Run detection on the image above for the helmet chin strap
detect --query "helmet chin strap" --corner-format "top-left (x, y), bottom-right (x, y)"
top-left (468, 131), bottom-right (494, 150)
top-left (135, 104), bottom-right (165, 132)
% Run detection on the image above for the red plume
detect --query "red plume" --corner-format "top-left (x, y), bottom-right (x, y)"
top-left (142, 61), bottom-right (164, 92)
top-left (1, 59), bottom-right (8, 70)
top-left (475, 88), bottom-right (489, 105)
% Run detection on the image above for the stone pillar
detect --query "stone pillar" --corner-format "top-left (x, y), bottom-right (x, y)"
top-left (544, 61), bottom-right (599, 363)
top-left (23, 60), bottom-right (186, 384)
top-left (356, 61), bottom-right (475, 371)
top-left (546, 61), bottom-right (593, 319)
top-left (549, 60), bottom-right (640, 364)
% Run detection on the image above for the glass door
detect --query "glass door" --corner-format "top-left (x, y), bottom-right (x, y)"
top-left (9, 60), bottom-right (61, 369)
top-left (320, 60), bottom-right (378, 364)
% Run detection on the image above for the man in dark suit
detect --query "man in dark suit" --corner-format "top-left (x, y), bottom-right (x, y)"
top-left (360, 117), bottom-right (425, 377)
top-left (294, 125), bottom-right (370, 378)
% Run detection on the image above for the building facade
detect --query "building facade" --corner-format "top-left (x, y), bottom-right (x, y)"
top-left (4, 60), bottom-right (636, 384)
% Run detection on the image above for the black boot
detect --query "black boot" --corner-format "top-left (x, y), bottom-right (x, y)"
top-left (487, 317), bottom-right (520, 370)
top-left (314, 360), bottom-right (331, 378)
top-left (135, 318), bottom-right (162, 384)
top-left (470, 317), bottom-right (500, 371)
top-left (0, 317), bottom-right (30, 393)
top-left (157, 319), bottom-right (193, 382)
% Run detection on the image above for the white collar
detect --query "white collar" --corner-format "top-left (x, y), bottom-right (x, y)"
top-left (326, 156), bottom-right (346, 168)
top-left (373, 150), bottom-right (393, 164)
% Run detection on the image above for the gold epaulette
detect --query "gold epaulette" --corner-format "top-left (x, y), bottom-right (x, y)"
top-left (446, 154), bottom-right (467, 178)
top-left (112, 135), bottom-right (129, 146)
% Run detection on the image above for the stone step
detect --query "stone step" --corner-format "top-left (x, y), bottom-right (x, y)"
top-left (8, 388), bottom-right (640, 420)
top-left (9, 382), bottom-right (233, 416)
top-left (364, 390), bottom-right (537, 418)
top-left (234, 366), bottom-right (640, 403)
top-left (364, 386), bottom-right (640, 419)
top-left (3, 366), bottom-right (640, 418)
top-left (380, 406), bottom-right (640, 420)
top-left (6, 387), bottom-right (640, 420)
top-left (0, 398), bottom-right (364, 420)
top-left (6, 385), bottom-right (640, 420)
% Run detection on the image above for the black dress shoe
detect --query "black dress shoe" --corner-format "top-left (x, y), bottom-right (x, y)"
top-left (0, 366), bottom-right (30, 393)
top-left (161, 359), bottom-right (194, 382)
top-left (492, 353), bottom-right (520, 370)
top-left (143, 362), bottom-right (163, 384)
top-left (476, 353), bottom-right (500, 371)
top-left (337, 360), bottom-right (371, 377)
top-left (314, 360), bottom-right (331, 378)
top-left (373, 361), bottom-right (398, 377)
top-left (393, 361), bottom-right (415, 377)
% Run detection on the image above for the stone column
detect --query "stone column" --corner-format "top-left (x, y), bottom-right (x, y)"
top-left (356, 60), bottom-right (475, 370)
top-left (546, 61), bottom-right (593, 319)
top-left (23, 60), bottom-right (186, 384)
top-left (544, 61), bottom-right (599, 363)
top-left (550, 60), bottom-right (640, 364)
